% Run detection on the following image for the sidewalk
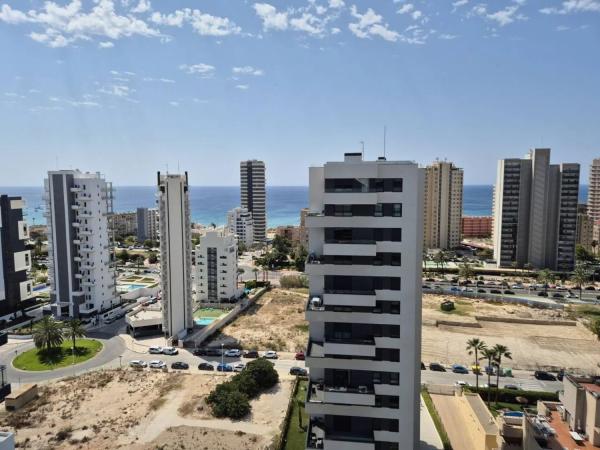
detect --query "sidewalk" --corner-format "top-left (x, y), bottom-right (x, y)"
top-left (420, 395), bottom-right (444, 450)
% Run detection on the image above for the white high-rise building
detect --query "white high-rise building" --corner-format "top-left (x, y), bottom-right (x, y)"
top-left (304, 153), bottom-right (423, 450)
top-left (137, 207), bottom-right (159, 242)
top-left (45, 170), bottom-right (117, 318)
top-left (493, 148), bottom-right (580, 271)
top-left (157, 172), bottom-right (193, 338)
top-left (588, 158), bottom-right (600, 222)
top-left (423, 160), bottom-right (463, 250)
top-left (226, 207), bottom-right (254, 248)
top-left (195, 230), bottom-right (240, 303)
top-left (240, 160), bottom-right (266, 242)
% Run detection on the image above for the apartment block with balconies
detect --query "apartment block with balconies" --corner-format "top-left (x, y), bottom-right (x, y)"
top-left (45, 170), bottom-right (117, 318)
top-left (304, 152), bottom-right (423, 450)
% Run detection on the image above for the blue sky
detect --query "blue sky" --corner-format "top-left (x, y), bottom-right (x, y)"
top-left (0, 0), bottom-right (599, 186)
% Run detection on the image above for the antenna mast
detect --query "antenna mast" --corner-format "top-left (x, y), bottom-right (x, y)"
top-left (383, 125), bottom-right (387, 158)
top-left (360, 141), bottom-right (365, 159)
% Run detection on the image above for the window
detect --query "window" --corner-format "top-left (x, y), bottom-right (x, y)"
top-left (392, 179), bottom-right (403, 192)
top-left (392, 203), bottom-right (402, 217)
top-left (374, 203), bottom-right (383, 217)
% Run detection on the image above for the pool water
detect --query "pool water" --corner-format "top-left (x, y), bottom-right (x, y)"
top-left (195, 318), bottom-right (216, 326)
top-left (127, 284), bottom-right (147, 291)
top-left (503, 411), bottom-right (524, 417)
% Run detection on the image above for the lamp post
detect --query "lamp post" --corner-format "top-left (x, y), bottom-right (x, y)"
top-left (221, 343), bottom-right (224, 370)
top-left (119, 355), bottom-right (122, 369)
top-left (72, 345), bottom-right (75, 377)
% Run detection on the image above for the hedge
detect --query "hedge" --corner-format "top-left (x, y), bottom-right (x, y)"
top-left (466, 387), bottom-right (559, 404)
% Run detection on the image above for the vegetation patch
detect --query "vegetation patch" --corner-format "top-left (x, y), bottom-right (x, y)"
top-left (283, 379), bottom-right (308, 450)
top-left (13, 339), bottom-right (102, 371)
top-left (422, 389), bottom-right (453, 450)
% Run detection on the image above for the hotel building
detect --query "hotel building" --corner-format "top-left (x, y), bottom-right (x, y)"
top-left (240, 160), bottom-right (266, 242)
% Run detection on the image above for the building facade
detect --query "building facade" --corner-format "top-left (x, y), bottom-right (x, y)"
top-left (240, 160), bottom-right (266, 242)
top-left (299, 207), bottom-right (310, 245)
top-left (226, 207), bottom-right (254, 248)
top-left (136, 207), bottom-right (159, 242)
top-left (576, 204), bottom-right (593, 252)
top-left (0, 195), bottom-right (33, 317)
top-left (274, 225), bottom-right (301, 242)
top-left (157, 172), bottom-right (193, 338)
top-left (304, 153), bottom-right (423, 450)
top-left (45, 170), bottom-right (117, 318)
top-left (461, 216), bottom-right (493, 238)
top-left (492, 149), bottom-right (580, 271)
top-left (195, 230), bottom-right (240, 303)
top-left (111, 212), bottom-right (137, 239)
top-left (588, 158), bottom-right (600, 222)
top-left (423, 160), bottom-right (464, 250)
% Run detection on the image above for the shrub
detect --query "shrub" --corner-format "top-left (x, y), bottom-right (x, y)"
top-left (279, 275), bottom-right (308, 289)
top-left (231, 372), bottom-right (260, 398)
top-left (467, 387), bottom-right (559, 404)
top-left (245, 358), bottom-right (279, 390)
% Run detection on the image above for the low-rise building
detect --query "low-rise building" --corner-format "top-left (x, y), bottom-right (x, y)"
top-left (111, 212), bottom-right (137, 239)
top-left (274, 225), bottom-right (301, 242)
top-left (561, 374), bottom-right (600, 446)
top-left (462, 216), bottom-right (493, 238)
top-left (195, 230), bottom-right (240, 304)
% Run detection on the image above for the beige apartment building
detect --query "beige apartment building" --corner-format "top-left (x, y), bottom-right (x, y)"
top-left (577, 204), bottom-right (594, 252)
top-left (588, 158), bottom-right (600, 222)
top-left (423, 160), bottom-right (464, 250)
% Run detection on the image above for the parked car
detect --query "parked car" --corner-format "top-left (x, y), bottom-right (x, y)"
top-left (490, 289), bottom-right (502, 294)
top-left (477, 289), bottom-right (486, 293)
top-left (148, 346), bottom-right (163, 354)
top-left (205, 348), bottom-right (222, 356)
top-left (129, 360), bottom-right (147, 368)
top-left (538, 292), bottom-right (548, 297)
top-left (193, 348), bottom-right (207, 356)
top-left (232, 363), bottom-right (245, 372)
top-left (263, 350), bottom-right (278, 359)
top-left (421, 362), bottom-right (426, 370)
top-left (422, 285), bottom-right (431, 290)
top-left (217, 363), bottom-right (233, 372)
top-left (504, 384), bottom-right (520, 390)
top-left (198, 362), bottom-right (214, 371)
top-left (471, 364), bottom-right (482, 375)
top-left (450, 287), bottom-right (460, 292)
top-left (295, 351), bottom-right (305, 361)
top-left (171, 362), bottom-right (189, 370)
top-left (552, 293), bottom-right (564, 298)
top-left (149, 360), bottom-right (166, 369)
top-left (503, 290), bottom-right (515, 295)
top-left (290, 367), bottom-right (308, 376)
top-left (566, 293), bottom-right (577, 299)
top-left (455, 381), bottom-right (468, 387)
top-left (224, 349), bottom-right (241, 357)
top-left (585, 286), bottom-right (596, 291)
top-left (162, 347), bottom-right (179, 355)
top-left (243, 350), bottom-right (259, 359)
top-left (429, 363), bottom-right (446, 372)
top-left (534, 371), bottom-right (557, 381)
top-left (452, 364), bottom-right (469, 374)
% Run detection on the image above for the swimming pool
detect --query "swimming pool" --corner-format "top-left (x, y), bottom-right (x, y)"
top-left (195, 317), bottom-right (216, 326)
top-left (503, 411), bottom-right (524, 417)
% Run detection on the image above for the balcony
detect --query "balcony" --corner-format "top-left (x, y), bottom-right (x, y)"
top-left (308, 382), bottom-right (376, 406)
top-left (323, 242), bottom-right (376, 257)
top-left (306, 420), bottom-right (375, 450)
top-left (324, 338), bottom-right (376, 358)
top-left (323, 290), bottom-right (376, 307)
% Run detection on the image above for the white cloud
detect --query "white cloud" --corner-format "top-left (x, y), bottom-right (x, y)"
top-left (131, 0), bottom-right (151, 14)
top-left (469, 3), bottom-right (527, 26)
top-left (151, 8), bottom-right (241, 36)
top-left (98, 84), bottom-right (134, 97)
top-left (331, 27), bottom-right (341, 34)
top-left (99, 41), bottom-right (114, 48)
top-left (235, 84), bottom-right (249, 90)
top-left (233, 66), bottom-right (264, 76)
top-left (179, 63), bottom-right (216, 77)
top-left (329, 0), bottom-right (345, 8)
top-left (348, 6), bottom-right (400, 42)
top-left (254, 3), bottom-right (288, 30)
top-left (397, 4), bottom-right (414, 14)
top-left (0, 0), bottom-right (162, 48)
top-left (411, 10), bottom-right (423, 20)
top-left (452, 0), bottom-right (469, 8)
top-left (540, 0), bottom-right (600, 14)
top-left (290, 12), bottom-right (327, 35)
top-left (439, 33), bottom-right (457, 39)
top-left (169, 101), bottom-right (179, 106)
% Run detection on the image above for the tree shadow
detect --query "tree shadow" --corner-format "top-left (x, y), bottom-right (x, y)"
top-left (37, 346), bottom-right (91, 366)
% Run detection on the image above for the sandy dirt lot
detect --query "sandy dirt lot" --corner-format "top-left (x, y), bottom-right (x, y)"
top-left (0, 369), bottom-right (292, 450)
top-left (210, 288), bottom-right (308, 352)
top-left (422, 294), bottom-right (600, 371)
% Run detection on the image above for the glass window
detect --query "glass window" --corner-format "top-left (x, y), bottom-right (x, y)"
top-left (392, 203), bottom-right (402, 217)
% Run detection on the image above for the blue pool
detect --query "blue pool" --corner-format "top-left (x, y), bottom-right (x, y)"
top-left (503, 411), bottom-right (524, 417)
top-left (195, 318), bottom-right (216, 326)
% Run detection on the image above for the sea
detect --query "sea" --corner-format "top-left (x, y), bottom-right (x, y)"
top-left (0, 185), bottom-right (589, 228)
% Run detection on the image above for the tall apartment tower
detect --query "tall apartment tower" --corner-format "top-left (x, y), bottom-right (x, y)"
top-left (576, 204), bottom-right (593, 252)
top-left (588, 158), bottom-right (600, 222)
top-left (157, 172), bottom-right (193, 338)
top-left (45, 170), bottom-right (117, 318)
top-left (493, 148), bottom-right (580, 271)
top-left (240, 160), bottom-right (266, 242)
top-left (423, 160), bottom-right (464, 250)
top-left (136, 207), bottom-right (159, 242)
top-left (226, 207), bottom-right (254, 248)
top-left (0, 195), bottom-right (33, 317)
top-left (305, 153), bottom-right (423, 450)
top-left (195, 230), bottom-right (240, 303)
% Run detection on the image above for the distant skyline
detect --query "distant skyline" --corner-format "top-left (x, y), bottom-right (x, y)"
top-left (1, 0), bottom-right (599, 186)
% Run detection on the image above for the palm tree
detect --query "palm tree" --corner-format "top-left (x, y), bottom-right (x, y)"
top-left (571, 263), bottom-right (591, 300)
top-left (493, 344), bottom-right (512, 404)
top-left (480, 348), bottom-right (497, 407)
top-left (458, 262), bottom-right (474, 285)
top-left (592, 240), bottom-right (598, 257)
top-left (537, 269), bottom-right (555, 295)
top-left (33, 316), bottom-right (64, 351)
top-left (252, 267), bottom-right (259, 282)
top-left (62, 319), bottom-right (87, 351)
top-left (434, 250), bottom-right (449, 275)
top-left (237, 267), bottom-right (245, 283)
top-left (466, 338), bottom-right (487, 393)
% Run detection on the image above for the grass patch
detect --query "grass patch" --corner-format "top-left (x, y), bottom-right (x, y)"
top-left (194, 308), bottom-right (227, 319)
top-left (422, 389), bottom-right (453, 450)
top-left (568, 304), bottom-right (600, 320)
top-left (13, 339), bottom-right (103, 371)
top-left (441, 299), bottom-right (475, 317)
top-left (283, 379), bottom-right (309, 450)
top-left (488, 402), bottom-right (526, 417)
top-left (294, 324), bottom-right (309, 333)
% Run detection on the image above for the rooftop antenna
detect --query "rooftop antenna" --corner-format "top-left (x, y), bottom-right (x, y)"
top-left (360, 140), bottom-right (365, 159)
top-left (383, 125), bottom-right (387, 158)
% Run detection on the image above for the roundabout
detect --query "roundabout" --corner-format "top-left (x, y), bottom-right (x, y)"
top-left (12, 338), bottom-right (103, 371)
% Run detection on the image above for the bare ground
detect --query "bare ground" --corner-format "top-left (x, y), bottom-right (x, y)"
top-left (209, 288), bottom-right (309, 352)
top-left (0, 369), bottom-right (292, 450)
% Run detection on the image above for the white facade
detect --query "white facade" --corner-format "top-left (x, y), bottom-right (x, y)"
top-left (588, 158), bottom-right (600, 222)
top-left (137, 207), bottom-right (159, 242)
top-left (240, 160), bottom-right (266, 242)
top-left (305, 153), bottom-right (423, 450)
top-left (45, 170), bottom-right (117, 318)
top-left (157, 173), bottom-right (193, 338)
top-left (195, 230), bottom-right (240, 303)
top-left (226, 207), bottom-right (254, 247)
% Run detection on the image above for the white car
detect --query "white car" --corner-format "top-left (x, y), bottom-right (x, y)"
top-left (263, 350), bottom-right (278, 359)
top-left (224, 349), bottom-right (241, 357)
top-left (162, 347), bottom-right (178, 355)
top-left (148, 346), bottom-right (163, 354)
top-left (455, 381), bottom-right (468, 387)
top-left (233, 363), bottom-right (245, 372)
top-left (129, 360), bottom-right (147, 368)
top-left (149, 360), bottom-right (166, 369)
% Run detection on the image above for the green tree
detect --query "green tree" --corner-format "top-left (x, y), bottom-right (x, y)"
top-left (252, 267), bottom-right (259, 282)
top-left (245, 358), bottom-right (279, 390)
top-left (480, 348), bottom-right (496, 407)
top-left (576, 244), bottom-right (595, 263)
top-left (117, 249), bottom-right (130, 264)
top-left (592, 240), bottom-right (598, 257)
top-left (537, 269), bottom-right (555, 294)
top-left (147, 252), bottom-right (158, 264)
top-left (571, 264), bottom-right (591, 300)
top-left (466, 338), bottom-right (487, 393)
top-left (590, 318), bottom-right (600, 340)
top-left (458, 262), bottom-right (474, 284)
top-left (33, 316), bottom-right (64, 351)
top-left (434, 250), bottom-right (449, 274)
top-left (237, 267), bottom-right (245, 283)
top-left (62, 319), bottom-right (86, 351)
top-left (493, 344), bottom-right (512, 404)
top-left (293, 245), bottom-right (308, 271)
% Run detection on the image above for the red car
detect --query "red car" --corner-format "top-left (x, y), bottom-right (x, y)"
top-left (295, 351), bottom-right (305, 360)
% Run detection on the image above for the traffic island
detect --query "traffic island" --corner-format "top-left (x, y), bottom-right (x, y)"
top-left (12, 339), bottom-right (103, 371)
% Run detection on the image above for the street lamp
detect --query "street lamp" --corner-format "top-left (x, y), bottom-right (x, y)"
top-left (221, 343), bottom-right (224, 369)
top-left (119, 355), bottom-right (122, 369)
